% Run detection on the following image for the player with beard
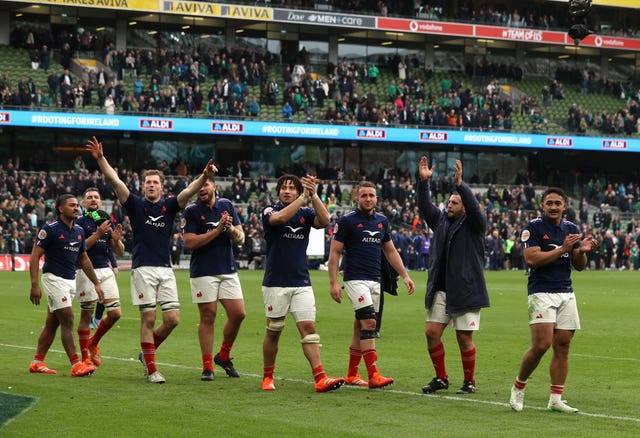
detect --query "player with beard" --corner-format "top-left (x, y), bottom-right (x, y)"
top-left (328, 181), bottom-right (415, 389)
top-left (75, 187), bottom-right (125, 367)
top-left (86, 136), bottom-right (217, 384)
top-left (417, 157), bottom-right (489, 395)
top-left (261, 174), bottom-right (344, 393)
top-left (183, 177), bottom-right (246, 381)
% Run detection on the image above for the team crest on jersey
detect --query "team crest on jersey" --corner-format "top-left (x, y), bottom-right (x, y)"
top-left (161, 206), bottom-right (167, 213)
top-left (378, 223), bottom-right (383, 228)
top-left (521, 229), bottom-right (530, 242)
top-left (38, 229), bottom-right (47, 240)
top-left (77, 234), bottom-right (82, 240)
top-left (300, 217), bottom-right (305, 224)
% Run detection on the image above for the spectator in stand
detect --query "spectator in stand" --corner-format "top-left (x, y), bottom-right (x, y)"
top-left (104, 95), bottom-right (115, 115)
top-left (282, 100), bottom-right (293, 121)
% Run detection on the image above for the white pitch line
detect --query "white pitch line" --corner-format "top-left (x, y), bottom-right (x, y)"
top-left (0, 392), bottom-right (39, 429)
top-left (574, 353), bottom-right (640, 362)
top-left (2, 343), bottom-right (639, 424)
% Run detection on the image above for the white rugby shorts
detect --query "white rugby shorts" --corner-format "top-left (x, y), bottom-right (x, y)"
top-left (262, 286), bottom-right (315, 322)
top-left (75, 267), bottom-right (119, 302)
top-left (528, 292), bottom-right (581, 330)
top-left (190, 273), bottom-right (243, 304)
top-left (131, 266), bottom-right (179, 308)
top-left (426, 291), bottom-right (481, 331)
top-left (344, 280), bottom-right (381, 312)
top-left (41, 272), bottom-right (75, 312)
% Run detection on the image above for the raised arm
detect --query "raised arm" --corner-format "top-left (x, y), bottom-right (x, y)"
top-left (416, 156), bottom-right (441, 228)
top-left (303, 176), bottom-right (330, 228)
top-left (268, 191), bottom-right (308, 226)
top-left (176, 160), bottom-right (217, 209)
top-left (452, 159), bottom-right (485, 233)
top-left (85, 136), bottom-right (129, 204)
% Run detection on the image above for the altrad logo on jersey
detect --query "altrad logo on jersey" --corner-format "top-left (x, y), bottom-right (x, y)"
top-left (361, 229), bottom-right (381, 243)
top-left (146, 215), bottom-right (166, 228)
top-left (64, 241), bottom-right (80, 252)
top-left (283, 225), bottom-right (305, 239)
top-left (206, 221), bottom-right (220, 231)
top-left (548, 243), bottom-right (569, 258)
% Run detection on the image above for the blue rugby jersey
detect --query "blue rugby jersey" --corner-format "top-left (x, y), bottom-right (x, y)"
top-left (123, 194), bottom-right (180, 268)
top-left (75, 214), bottom-right (113, 269)
top-left (37, 220), bottom-right (87, 280)
top-left (261, 203), bottom-right (316, 287)
top-left (183, 198), bottom-right (240, 277)
top-left (332, 208), bottom-right (391, 282)
top-left (521, 216), bottom-right (580, 294)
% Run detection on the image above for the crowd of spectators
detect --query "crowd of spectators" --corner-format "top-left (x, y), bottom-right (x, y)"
top-left (4, 19), bottom-right (640, 138)
top-left (2, 152), bottom-right (639, 273)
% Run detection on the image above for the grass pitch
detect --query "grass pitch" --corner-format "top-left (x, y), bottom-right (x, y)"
top-left (0, 269), bottom-right (639, 437)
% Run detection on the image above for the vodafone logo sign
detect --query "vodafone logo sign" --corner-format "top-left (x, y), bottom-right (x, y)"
top-left (410, 20), bottom-right (418, 32)
top-left (589, 35), bottom-right (626, 48)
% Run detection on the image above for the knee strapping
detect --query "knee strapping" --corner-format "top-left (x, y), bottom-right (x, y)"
top-left (160, 301), bottom-right (180, 312)
top-left (105, 301), bottom-right (121, 312)
top-left (267, 319), bottom-right (285, 332)
top-left (139, 303), bottom-right (156, 313)
top-left (300, 334), bottom-right (320, 344)
top-left (355, 305), bottom-right (376, 321)
top-left (80, 302), bottom-right (96, 312)
top-left (360, 329), bottom-right (377, 340)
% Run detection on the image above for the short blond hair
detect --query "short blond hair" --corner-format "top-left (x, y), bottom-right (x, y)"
top-left (142, 169), bottom-right (165, 184)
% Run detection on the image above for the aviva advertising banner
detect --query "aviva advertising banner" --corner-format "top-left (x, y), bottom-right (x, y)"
top-left (2, 110), bottom-right (639, 153)
top-left (8, 0), bottom-right (158, 13)
top-left (160, 1), bottom-right (272, 20)
top-left (8, 0), bottom-right (273, 18)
